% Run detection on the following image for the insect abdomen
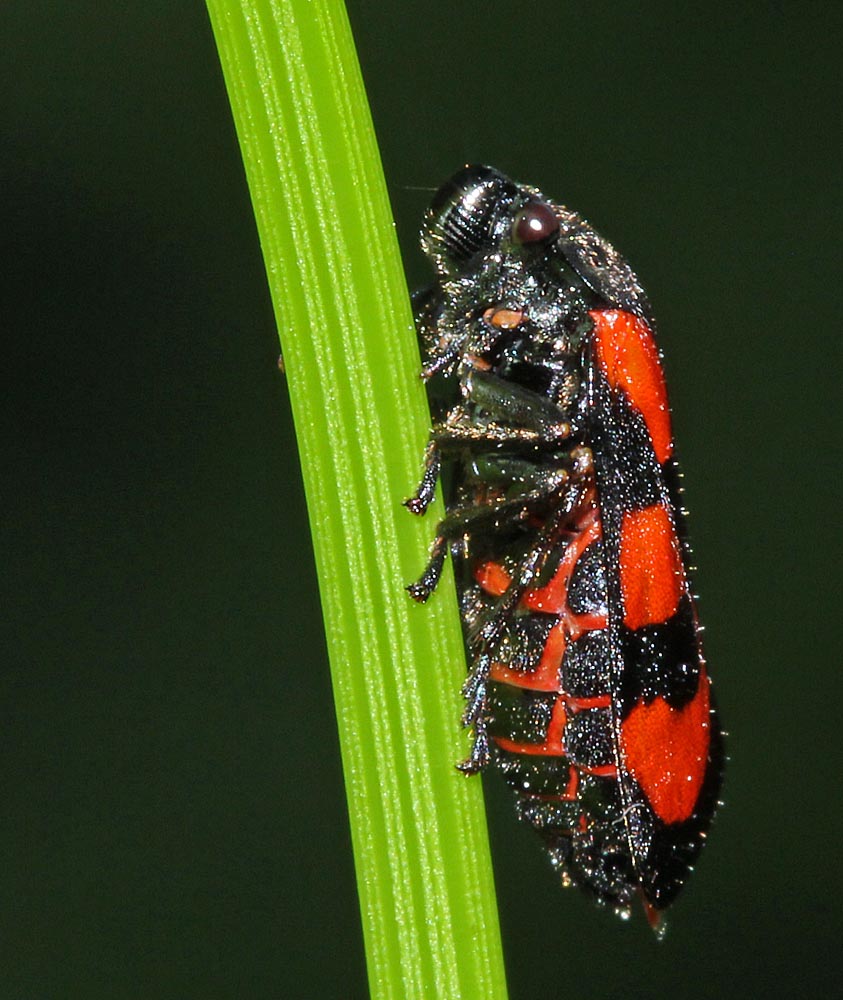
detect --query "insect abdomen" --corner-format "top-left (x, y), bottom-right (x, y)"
top-left (467, 499), bottom-right (644, 901)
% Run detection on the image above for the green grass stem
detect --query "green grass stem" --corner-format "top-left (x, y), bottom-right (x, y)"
top-left (205, 2), bottom-right (508, 997)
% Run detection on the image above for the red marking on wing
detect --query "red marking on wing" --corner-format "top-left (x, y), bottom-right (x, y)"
top-left (620, 667), bottom-right (711, 825)
top-left (619, 503), bottom-right (684, 630)
top-left (590, 309), bottom-right (673, 464)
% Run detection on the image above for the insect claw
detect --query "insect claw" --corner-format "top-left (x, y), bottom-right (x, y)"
top-left (403, 496), bottom-right (427, 516)
top-left (407, 534), bottom-right (447, 602)
top-left (456, 729), bottom-right (491, 773)
top-left (405, 581), bottom-right (431, 603)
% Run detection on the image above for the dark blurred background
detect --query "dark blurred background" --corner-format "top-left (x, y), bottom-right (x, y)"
top-left (2, 2), bottom-right (841, 997)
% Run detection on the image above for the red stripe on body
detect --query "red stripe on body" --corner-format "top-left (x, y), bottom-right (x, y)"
top-left (590, 309), bottom-right (673, 464)
top-left (493, 696), bottom-right (568, 756)
top-left (476, 511), bottom-right (608, 691)
top-left (620, 667), bottom-right (712, 824)
top-left (619, 503), bottom-right (684, 630)
top-left (476, 504), bottom-right (617, 775)
top-left (488, 624), bottom-right (568, 692)
top-left (522, 511), bottom-right (602, 616)
top-left (566, 693), bottom-right (611, 712)
top-left (474, 560), bottom-right (566, 691)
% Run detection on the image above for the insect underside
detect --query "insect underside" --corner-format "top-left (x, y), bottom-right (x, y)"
top-left (405, 166), bottom-right (723, 929)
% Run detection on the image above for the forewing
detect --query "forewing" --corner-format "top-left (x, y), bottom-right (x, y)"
top-left (585, 308), bottom-right (721, 909)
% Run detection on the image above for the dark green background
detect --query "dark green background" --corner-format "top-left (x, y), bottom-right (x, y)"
top-left (3, 2), bottom-right (841, 997)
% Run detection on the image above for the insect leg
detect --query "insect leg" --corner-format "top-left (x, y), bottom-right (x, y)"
top-left (463, 368), bottom-right (573, 437)
top-left (407, 439), bottom-right (595, 601)
top-left (456, 650), bottom-right (494, 773)
top-left (470, 455), bottom-right (571, 495)
top-left (404, 440), bottom-right (441, 515)
top-left (405, 406), bottom-right (570, 517)
top-left (407, 475), bottom-right (576, 603)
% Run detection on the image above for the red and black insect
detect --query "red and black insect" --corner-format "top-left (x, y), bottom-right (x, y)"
top-left (406, 166), bottom-right (723, 929)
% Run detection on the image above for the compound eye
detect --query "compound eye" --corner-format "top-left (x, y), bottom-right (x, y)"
top-left (512, 200), bottom-right (560, 245)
